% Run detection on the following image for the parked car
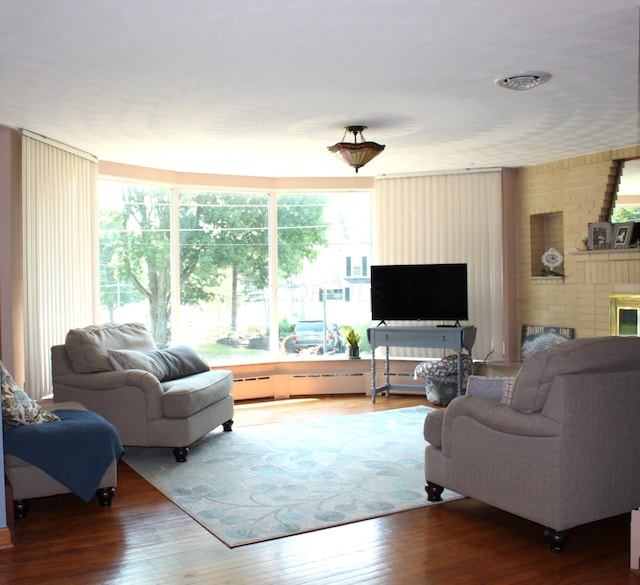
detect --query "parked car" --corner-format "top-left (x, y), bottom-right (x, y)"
top-left (292, 319), bottom-right (344, 354)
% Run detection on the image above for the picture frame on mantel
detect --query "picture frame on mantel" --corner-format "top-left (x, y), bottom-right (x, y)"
top-left (587, 222), bottom-right (612, 250)
top-left (612, 222), bottom-right (635, 248)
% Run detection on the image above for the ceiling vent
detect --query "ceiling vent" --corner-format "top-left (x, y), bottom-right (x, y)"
top-left (495, 71), bottom-right (552, 90)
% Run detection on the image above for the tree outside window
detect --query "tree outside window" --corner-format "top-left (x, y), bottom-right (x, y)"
top-left (99, 181), bottom-right (372, 362)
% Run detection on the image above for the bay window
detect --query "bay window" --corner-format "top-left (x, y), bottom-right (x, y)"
top-left (99, 180), bottom-right (371, 363)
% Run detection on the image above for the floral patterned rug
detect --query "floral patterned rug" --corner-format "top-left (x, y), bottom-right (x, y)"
top-left (122, 405), bottom-right (462, 547)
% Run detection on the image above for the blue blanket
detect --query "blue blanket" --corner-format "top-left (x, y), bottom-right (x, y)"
top-left (4, 409), bottom-right (123, 502)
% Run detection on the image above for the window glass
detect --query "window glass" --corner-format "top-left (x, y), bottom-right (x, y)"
top-left (176, 190), bottom-right (270, 362)
top-left (612, 159), bottom-right (640, 225)
top-left (99, 182), bottom-right (172, 346)
top-left (277, 192), bottom-right (372, 357)
top-left (99, 181), bottom-right (372, 362)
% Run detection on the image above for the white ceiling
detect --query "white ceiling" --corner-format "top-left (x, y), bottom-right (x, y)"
top-left (1, 0), bottom-right (639, 178)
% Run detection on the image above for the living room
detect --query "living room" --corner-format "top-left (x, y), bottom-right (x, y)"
top-left (3, 135), bottom-right (639, 401)
top-left (1, 1), bottom-right (640, 582)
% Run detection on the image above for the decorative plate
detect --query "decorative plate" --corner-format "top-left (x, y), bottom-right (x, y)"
top-left (541, 247), bottom-right (563, 270)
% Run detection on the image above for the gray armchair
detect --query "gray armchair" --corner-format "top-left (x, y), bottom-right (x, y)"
top-left (52, 322), bottom-right (234, 462)
top-left (424, 336), bottom-right (640, 551)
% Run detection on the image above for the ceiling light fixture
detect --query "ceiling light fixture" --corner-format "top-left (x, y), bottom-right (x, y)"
top-left (327, 125), bottom-right (385, 173)
top-left (495, 71), bottom-right (552, 90)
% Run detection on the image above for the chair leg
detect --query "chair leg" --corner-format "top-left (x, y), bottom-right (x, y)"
top-left (544, 528), bottom-right (569, 552)
top-left (96, 487), bottom-right (116, 507)
top-left (173, 447), bottom-right (189, 462)
top-left (14, 499), bottom-right (29, 519)
top-left (425, 481), bottom-right (444, 502)
top-left (223, 419), bottom-right (234, 432)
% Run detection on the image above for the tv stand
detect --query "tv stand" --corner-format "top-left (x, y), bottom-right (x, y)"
top-left (367, 325), bottom-right (477, 403)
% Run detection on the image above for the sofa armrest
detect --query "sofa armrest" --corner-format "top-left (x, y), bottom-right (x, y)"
top-left (53, 369), bottom-right (161, 392)
top-left (53, 369), bottom-right (166, 421)
top-left (442, 395), bottom-right (560, 457)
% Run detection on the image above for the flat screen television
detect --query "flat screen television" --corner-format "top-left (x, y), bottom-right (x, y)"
top-left (370, 263), bottom-right (468, 323)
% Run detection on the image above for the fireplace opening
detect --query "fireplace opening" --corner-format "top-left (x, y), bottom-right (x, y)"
top-left (610, 294), bottom-right (640, 336)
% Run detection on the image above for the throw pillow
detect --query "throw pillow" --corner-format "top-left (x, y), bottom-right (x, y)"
top-left (108, 349), bottom-right (167, 379)
top-left (108, 345), bottom-right (210, 382)
top-left (157, 345), bottom-right (210, 381)
top-left (500, 377), bottom-right (516, 405)
top-left (466, 375), bottom-right (507, 401)
top-left (1, 361), bottom-right (60, 426)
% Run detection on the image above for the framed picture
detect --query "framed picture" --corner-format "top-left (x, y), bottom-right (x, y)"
top-left (587, 222), bottom-right (612, 250)
top-left (521, 325), bottom-right (574, 360)
top-left (612, 222), bottom-right (635, 248)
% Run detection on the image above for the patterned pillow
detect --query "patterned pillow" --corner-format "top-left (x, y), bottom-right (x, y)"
top-left (413, 353), bottom-right (472, 379)
top-left (1, 361), bottom-right (60, 426)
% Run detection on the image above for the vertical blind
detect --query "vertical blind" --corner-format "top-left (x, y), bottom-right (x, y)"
top-left (22, 131), bottom-right (98, 398)
top-left (373, 171), bottom-right (504, 361)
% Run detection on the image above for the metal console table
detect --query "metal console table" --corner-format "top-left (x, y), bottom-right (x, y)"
top-left (367, 325), bottom-right (477, 403)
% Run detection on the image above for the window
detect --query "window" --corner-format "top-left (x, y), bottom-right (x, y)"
top-left (276, 192), bottom-right (372, 356)
top-left (99, 183), bottom-right (172, 344)
top-left (99, 181), bottom-right (371, 363)
top-left (346, 255), bottom-right (368, 279)
top-left (176, 190), bottom-right (270, 360)
top-left (612, 159), bottom-right (640, 227)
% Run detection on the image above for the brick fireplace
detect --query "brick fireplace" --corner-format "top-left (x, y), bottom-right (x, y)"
top-left (515, 145), bottom-right (640, 346)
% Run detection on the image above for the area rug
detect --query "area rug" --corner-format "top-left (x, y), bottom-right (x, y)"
top-left (122, 405), bottom-right (462, 547)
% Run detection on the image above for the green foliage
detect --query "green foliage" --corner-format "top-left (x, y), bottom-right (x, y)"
top-left (99, 208), bottom-right (145, 320)
top-left (100, 186), bottom-right (329, 346)
top-left (341, 326), bottom-right (362, 347)
top-left (279, 318), bottom-right (295, 337)
top-left (611, 205), bottom-right (640, 223)
top-left (99, 186), bottom-right (173, 345)
top-left (276, 194), bottom-right (328, 278)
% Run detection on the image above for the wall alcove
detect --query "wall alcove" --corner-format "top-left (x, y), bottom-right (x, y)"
top-left (529, 211), bottom-right (564, 277)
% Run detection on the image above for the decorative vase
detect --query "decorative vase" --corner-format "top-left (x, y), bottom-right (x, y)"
top-left (348, 345), bottom-right (360, 359)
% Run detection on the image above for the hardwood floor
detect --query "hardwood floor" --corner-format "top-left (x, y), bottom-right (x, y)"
top-left (1, 395), bottom-right (638, 584)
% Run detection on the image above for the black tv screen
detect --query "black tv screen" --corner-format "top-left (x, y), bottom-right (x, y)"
top-left (370, 263), bottom-right (468, 322)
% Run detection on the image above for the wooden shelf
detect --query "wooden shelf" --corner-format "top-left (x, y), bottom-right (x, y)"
top-left (569, 248), bottom-right (640, 255)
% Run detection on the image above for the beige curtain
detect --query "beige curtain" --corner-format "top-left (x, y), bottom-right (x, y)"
top-left (21, 131), bottom-right (98, 398)
top-left (373, 170), bottom-right (504, 361)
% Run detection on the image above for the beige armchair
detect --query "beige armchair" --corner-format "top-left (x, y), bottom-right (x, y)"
top-left (52, 322), bottom-right (234, 462)
top-left (424, 336), bottom-right (640, 552)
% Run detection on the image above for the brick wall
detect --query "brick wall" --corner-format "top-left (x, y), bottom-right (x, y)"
top-left (515, 145), bottom-right (640, 340)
